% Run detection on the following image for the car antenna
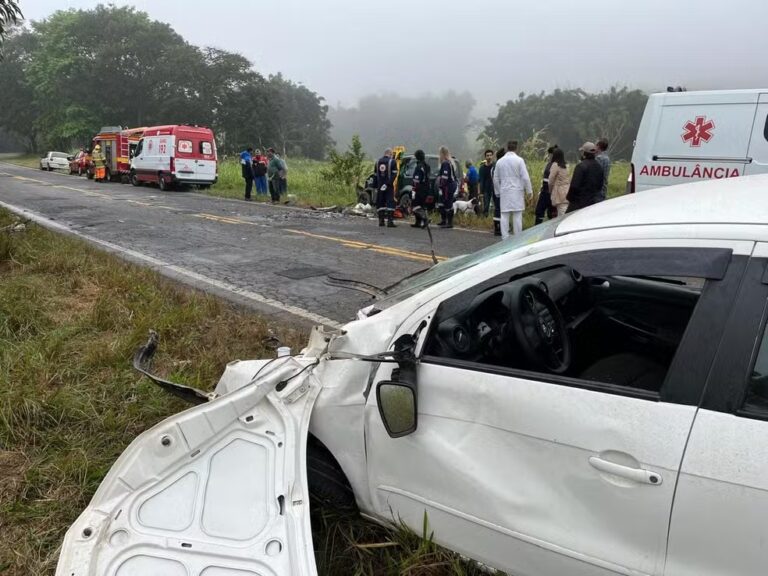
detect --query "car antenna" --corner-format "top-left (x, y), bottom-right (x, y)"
top-left (421, 209), bottom-right (439, 265)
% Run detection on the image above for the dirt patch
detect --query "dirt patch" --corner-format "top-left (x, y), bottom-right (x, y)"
top-left (0, 450), bottom-right (29, 505)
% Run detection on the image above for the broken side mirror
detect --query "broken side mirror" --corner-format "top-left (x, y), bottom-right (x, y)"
top-left (376, 380), bottom-right (417, 438)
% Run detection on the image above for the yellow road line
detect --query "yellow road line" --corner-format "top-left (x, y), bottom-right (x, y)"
top-left (13, 175), bottom-right (46, 184)
top-left (194, 213), bottom-right (245, 225)
top-left (285, 228), bottom-right (447, 262)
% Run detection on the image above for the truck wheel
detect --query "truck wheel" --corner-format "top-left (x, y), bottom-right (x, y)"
top-left (130, 171), bottom-right (141, 187)
top-left (306, 435), bottom-right (357, 512)
top-left (158, 174), bottom-right (168, 191)
top-left (399, 192), bottom-right (412, 212)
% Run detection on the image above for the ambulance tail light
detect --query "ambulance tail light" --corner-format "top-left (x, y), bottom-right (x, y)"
top-left (169, 156), bottom-right (175, 175)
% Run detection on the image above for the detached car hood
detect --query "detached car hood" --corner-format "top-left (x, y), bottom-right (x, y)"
top-left (56, 356), bottom-right (320, 576)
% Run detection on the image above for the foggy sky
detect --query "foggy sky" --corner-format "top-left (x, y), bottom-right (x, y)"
top-left (21, 0), bottom-right (768, 116)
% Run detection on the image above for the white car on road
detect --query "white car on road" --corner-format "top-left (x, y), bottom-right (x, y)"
top-left (57, 176), bottom-right (768, 576)
top-left (39, 151), bottom-right (71, 171)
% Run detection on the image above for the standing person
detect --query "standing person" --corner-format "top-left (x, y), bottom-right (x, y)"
top-left (436, 146), bottom-right (457, 228)
top-left (240, 146), bottom-right (254, 200)
top-left (410, 149), bottom-right (431, 228)
top-left (595, 139), bottom-right (611, 201)
top-left (464, 160), bottom-right (479, 200)
top-left (547, 147), bottom-right (570, 216)
top-left (373, 148), bottom-right (398, 227)
top-left (491, 148), bottom-right (506, 235)
top-left (493, 140), bottom-right (533, 239)
top-left (92, 144), bottom-right (106, 182)
top-left (534, 145), bottom-right (559, 225)
top-left (252, 148), bottom-right (268, 196)
top-left (566, 142), bottom-right (604, 213)
top-left (479, 149), bottom-right (495, 217)
top-left (267, 148), bottom-right (287, 204)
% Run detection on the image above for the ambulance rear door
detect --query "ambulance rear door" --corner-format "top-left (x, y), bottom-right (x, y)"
top-left (636, 91), bottom-right (758, 191)
top-left (744, 93), bottom-right (768, 176)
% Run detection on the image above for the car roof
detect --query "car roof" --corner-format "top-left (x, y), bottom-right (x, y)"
top-left (556, 175), bottom-right (768, 236)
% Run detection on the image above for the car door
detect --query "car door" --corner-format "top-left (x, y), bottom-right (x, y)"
top-left (665, 246), bottom-right (768, 576)
top-left (55, 357), bottom-right (320, 576)
top-left (364, 243), bottom-right (750, 576)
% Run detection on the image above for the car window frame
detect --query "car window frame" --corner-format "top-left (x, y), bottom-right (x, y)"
top-left (699, 256), bottom-right (768, 418)
top-left (420, 246), bottom-right (746, 405)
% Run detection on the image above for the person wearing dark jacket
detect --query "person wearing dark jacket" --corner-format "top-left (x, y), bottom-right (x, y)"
top-left (410, 149), bottom-right (431, 228)
top-left (240, 147), bottom-right (254, 200)
top-left (374, 148), bottom-right (398, 227)
top-left (478, 149), bottom-right (495, 217)
top-left (566, 142), bottom-right (604, 213)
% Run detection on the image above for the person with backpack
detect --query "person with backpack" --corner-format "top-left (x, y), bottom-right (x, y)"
top-left (266, 148), bottom-right (287, 204)
top-left (437, 145), bottom-right (457, 228)
top-left (410, 149), bottom-right (431, 229)
top-left (252, 148), bottom-right (268, 196)
top-left (374, 148), bottom-right (398, 228)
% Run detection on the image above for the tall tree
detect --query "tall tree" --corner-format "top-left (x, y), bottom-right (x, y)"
top-left (0, 5), bottom-right (333, 156)
top-left (0, 0), bottom-right (22, 58)
top-left (483, 87), bottom-right (648, 161)
top-left (0, 30), bottom-right (41, 151)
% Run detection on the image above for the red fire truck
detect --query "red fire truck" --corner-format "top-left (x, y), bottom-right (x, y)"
top-left (87, 126), bottom-right (147, 182)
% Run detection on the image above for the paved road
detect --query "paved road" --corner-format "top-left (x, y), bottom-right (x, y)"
top-left (0, 162), bottom-right (495, 327)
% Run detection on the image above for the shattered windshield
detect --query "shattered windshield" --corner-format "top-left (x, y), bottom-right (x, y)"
top-left (377, 218), bottom-right (563, 308)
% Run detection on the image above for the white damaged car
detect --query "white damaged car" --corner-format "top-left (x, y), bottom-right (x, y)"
top-left (57, 176), bottom-right (768, 576)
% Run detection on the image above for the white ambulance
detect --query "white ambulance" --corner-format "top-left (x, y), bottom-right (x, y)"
top-left (130, 124), bottom-right (218, 191)
top-left (630, 89), bottom-right (768, 192)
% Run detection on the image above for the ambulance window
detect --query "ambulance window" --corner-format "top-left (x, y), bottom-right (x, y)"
top-left (763, 115), bottom-right (768, 142)
top-left (200, 141), bottom-right (212, 155)
top-left (178, 140), bottom-right (193, 154)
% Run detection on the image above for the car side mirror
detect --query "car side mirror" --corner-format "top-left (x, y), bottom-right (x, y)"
top-left (376, 380), bottom-right (417, 438)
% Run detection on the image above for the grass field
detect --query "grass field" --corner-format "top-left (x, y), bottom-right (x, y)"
top-left (0, 208), bottom-right (497, 576)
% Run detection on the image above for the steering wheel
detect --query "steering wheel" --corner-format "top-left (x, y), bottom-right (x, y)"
top-left (510, 283), bottom-right (571, 374)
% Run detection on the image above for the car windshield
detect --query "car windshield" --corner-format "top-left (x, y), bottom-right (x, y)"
top-left (377, 218), bottom-right (563, 308)
top-left (52, 152), bottom-right (68, 158)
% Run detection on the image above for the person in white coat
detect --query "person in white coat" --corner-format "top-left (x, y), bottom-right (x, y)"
top-left (492, 140), bottom-right (533, 239)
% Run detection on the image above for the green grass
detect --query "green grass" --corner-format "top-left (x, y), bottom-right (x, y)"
top-left (0, 154), bottom-right (42, 169)
top-left (211, 157), bottom-right (358, 208)
top-left (0, 209), bottom-right (499, 576)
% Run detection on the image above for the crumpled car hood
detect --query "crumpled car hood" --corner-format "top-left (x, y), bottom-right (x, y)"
top-left (56, 356), bottom-right (320, 576)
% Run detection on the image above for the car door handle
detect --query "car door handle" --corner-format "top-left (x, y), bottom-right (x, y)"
top-left (588, 456), bottom-right (663, 485)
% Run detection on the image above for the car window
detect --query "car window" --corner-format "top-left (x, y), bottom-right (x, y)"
top-left (178, 139), bottom-right (193, 153)
top-left (200, 141), bottom-right (213, 155)
top-left (53, 152), bottom-right (68, 159)
top-left (402, 159), bottom-right (417, 178)
top-left (743, 310), bottom-right (768, 413)
top-left (422, 250), bottom-right (718, 399)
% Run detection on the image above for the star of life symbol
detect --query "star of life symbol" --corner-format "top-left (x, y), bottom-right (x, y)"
top-left (682, 116), bottom-right (715, 147)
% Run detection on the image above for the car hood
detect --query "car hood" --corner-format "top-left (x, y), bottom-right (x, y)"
top-left (55, 356), bottom-right (321, 576)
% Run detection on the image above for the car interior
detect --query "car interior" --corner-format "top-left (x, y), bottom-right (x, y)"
top-left (424, 266), bottom-right (704, 394)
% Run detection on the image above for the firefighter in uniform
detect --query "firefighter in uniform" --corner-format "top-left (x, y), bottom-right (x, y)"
top-left (410, 149), bottom-right (431, 228)
top-left (374, 148), bottom-right (398, 227)
top-left (92, 144), bottom-right (107, 182)
top-left (437, 145), bottom-right (456, 228)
